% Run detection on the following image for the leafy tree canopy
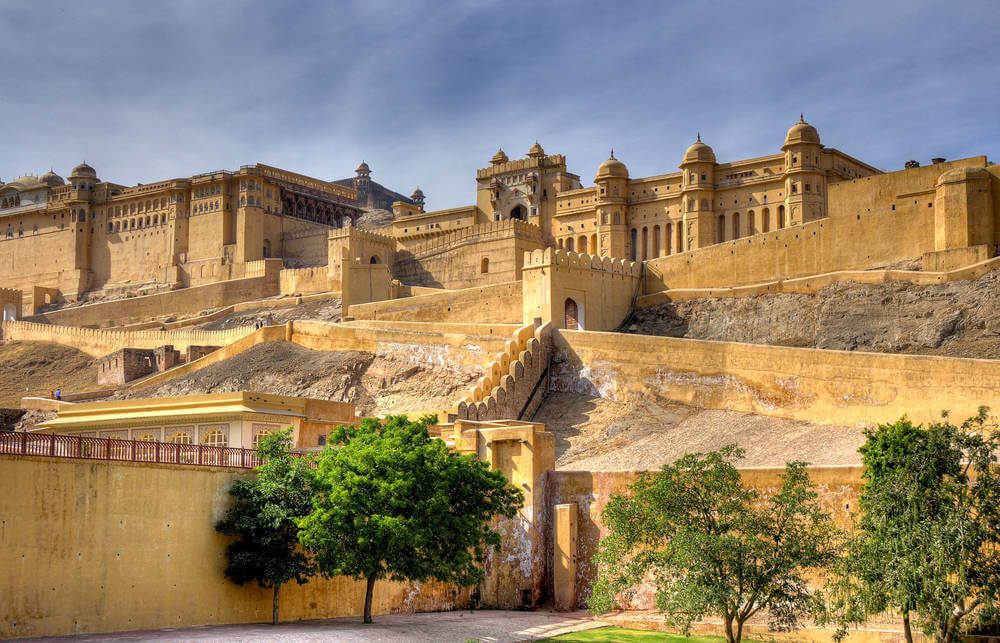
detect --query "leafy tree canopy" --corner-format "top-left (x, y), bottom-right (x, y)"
top-left (297, 415), bottom-right (523, 623)
top-left (589, 445), bottom-right (840, 643)
top-left (215, 429), bottom-right (316, 624)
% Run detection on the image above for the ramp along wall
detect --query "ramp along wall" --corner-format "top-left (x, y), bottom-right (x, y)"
top-left (549, 329), bottom-right (1000, 427)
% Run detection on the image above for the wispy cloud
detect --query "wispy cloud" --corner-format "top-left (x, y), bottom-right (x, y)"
top-left (1, 0), bottom-right (997, 208)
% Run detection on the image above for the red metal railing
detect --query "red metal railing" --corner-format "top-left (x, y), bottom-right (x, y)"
top-left (0, 432), bottom-right (261, 469)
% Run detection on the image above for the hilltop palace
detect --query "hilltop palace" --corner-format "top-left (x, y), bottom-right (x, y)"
top-left (2, 116), bottom-right (996, 320)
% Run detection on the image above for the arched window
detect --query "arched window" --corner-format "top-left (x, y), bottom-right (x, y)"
top-left (641, 227), bottom-right (649, 260)
top-left (263, 239), bottom-right (272, 258)
top-left (613, 213), bottom-right (621, 225)
top-left (666, 222), bottom-right (673, 254)
top-left (2, 304), bottom-right (16, 321)
top-left (590, 233), bottom-right (597, 255)
top-left (652, 225), bottom-right (661, 257)
top-left (747, 210), bottom-right (755, 235)
top-left (558, 238), bottom-right (564, 248)
top-left (565, 298), bottom-right (582, 331)
top-left (480, 257), bottom-right (489, 273)
top-left (676, 223), bottom-right (683, 253)
top-left (629, 228), bottom-right (638, 261)
top-left (717, 215), bottom-right (726, 243)
top-left (369, 255), bottom-right (378, 264)
top-left (778, 205), bottom-right (786, 228)
top-left (202, 429), bottom-right (227, 447)
top-left (578, 235), bottom-right (587, 254)
top-left (732, 212), bottom-right (740, 240)
top-left (762, 207), bottom-right (770, 232)
top-left (510, 204), bottom-right (526, 220)
top-left (168, 431), bottom-right (192, 444)
top-left (253, 430), bottom-right (272, 448)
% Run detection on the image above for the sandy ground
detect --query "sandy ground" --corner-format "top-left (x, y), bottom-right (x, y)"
top-left (45, 609), bottom-right (602, 642)
top-left (124, 341), bottom-right (479, 417)
top-left (534, 391), bottom-right (867, 470)
top-left (194, 298), bottom-right (343, 331)
top-left (0, 341), bottom-right (97, 407)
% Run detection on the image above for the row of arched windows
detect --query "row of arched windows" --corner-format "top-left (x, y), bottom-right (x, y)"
top-left (107, 213), bottom-right (167, 234)
top-left (558, 233), bottom-right (598, 254)
top-left (629, 222), bottom-right (684, 261)
top-left (716, 206), bottom-right (787, 243)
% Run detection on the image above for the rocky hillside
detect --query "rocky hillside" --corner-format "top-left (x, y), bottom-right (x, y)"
top-left (627, 269), bottom-right (1000, 359)
top-left (0, 342), bottom-right (97, 407)
top-left (123, 341), bottom-right (478, 417)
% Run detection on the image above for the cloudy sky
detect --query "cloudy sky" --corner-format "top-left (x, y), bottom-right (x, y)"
top-left (1, 0), bottom-right (998, 208)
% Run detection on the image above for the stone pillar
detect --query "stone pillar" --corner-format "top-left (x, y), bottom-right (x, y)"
top-left (553, 502), bottom-right (578, 611)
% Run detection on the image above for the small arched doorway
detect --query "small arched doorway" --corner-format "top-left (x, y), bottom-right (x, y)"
top-left (2, 304), bottom-right (16, 321)
top-left (262, 239), bottom-right (272, 258)
top-left (510, 205), bottom-right (526, 220)
top-left (370, 255), bottom-right (379, 264)
top-left (564, 298), bottom-right (582, 331)
top-left (481, 257), bottom-right (489, 273)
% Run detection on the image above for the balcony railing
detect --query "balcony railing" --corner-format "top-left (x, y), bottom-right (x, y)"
top-left (0, 432), bottom-right (261, 469)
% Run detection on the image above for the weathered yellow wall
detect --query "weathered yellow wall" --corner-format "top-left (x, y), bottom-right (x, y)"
top-left (550, 329), bottom-right (1000, 427)
top-left (0, 455), bottom-right (465, 639)
top-left (548, 467), bottom-right (862, 610)
top-left (29, 269), bottom-right (281, 328)
top-left (279, 266), bottom-right (336, 296)
top-left (348, 281), bottom-right (522, 324)
top-left (1, 319), bottom-right (255, 358)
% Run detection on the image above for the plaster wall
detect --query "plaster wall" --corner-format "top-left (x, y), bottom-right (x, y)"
top-left (550, 329), bottom-right (1000, 427)
top-left (0, 455), bottom-right (464, 639)
top-left (347, 281), bottom-right (522, 324)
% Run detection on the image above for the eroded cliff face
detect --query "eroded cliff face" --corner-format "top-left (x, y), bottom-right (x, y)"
top-left (627, 269), bottom-right (1000, 359)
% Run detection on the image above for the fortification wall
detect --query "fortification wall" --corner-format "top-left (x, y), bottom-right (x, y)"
top-left (0, 455), bottom-right (465, 639)
top-left (637, 255), bottom-right (1000, 306)
top-left (348, 281), bottom-right (522, 324)
top-left (0, 287), bottom-right (21, 320)
top-left (28, 270), bottom-right (281, 328)
top-left (550, 329), bottom-right (1000, 427)
top-left (0, 227), bottom-right (88, 298)
top-left (643, 157), bottom-right (997, 292)
top-left (1, 319), bottom-right (253, 358)
top-left (522, 248), bottom-right (641, 331)
top-left (279, 266), bottom-right (336, 296)
top-left (392, 220), bottom-right (543, 289)
top-left (549, 466), bottom-right (862, 611)
top-left (329, 226), bottom-right (397, 274)
top-left (456, 322), bottom-right (552, 421)
top-left (281, 221), bottom-right (332, 266)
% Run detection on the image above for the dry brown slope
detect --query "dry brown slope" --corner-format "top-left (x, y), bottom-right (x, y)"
top-left (125, 340), bottom-right (478, 417)
top-left (0, 342), bottom-right (97, 407)
top-left (534, 391), bottom-right (866, 471)
top-left (629, 269), bottom-right (1000, 359)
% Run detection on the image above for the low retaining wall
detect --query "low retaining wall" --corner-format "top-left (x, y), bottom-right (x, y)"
top-left (348, 281), bottom-right (523, 324)
top-left (550, 330), bottom-right (1000, 427)
top-left (0, 320), bottom-right (254, 358)
top-left (638, 256), bottom-right (1000, 306)
top-left (28, 273), bottom-right (281, 328)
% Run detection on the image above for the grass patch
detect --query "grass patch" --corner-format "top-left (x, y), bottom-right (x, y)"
top-left (541, 627), bottom-right (744, 642)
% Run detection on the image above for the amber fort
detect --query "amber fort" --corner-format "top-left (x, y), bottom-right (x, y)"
top-left (2, 115), bottom-right (999, 638)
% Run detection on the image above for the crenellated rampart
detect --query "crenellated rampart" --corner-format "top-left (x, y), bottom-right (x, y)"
top-left (0, 319), bottom-right (254, 358)
top-left (455, 321), bottom-right (552, 422)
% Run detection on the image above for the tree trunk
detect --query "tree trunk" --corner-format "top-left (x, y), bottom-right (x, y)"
top-left (735, 618), bottom-right (745, 643)
top-left (363, 574), bottom-right (376, 624)
top-left (272, 583), bottom-right (281, 625)
top-left (724, 616), bottom-right (737, 643)
top-left (902, 609), bottom-right (914, 643)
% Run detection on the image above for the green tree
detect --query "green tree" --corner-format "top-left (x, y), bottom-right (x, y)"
top-left (296, 415), bottom-right (523, 624)
top-left (589, 445), bottom-right (840, 643)
top-left (215, 429), bottom-right (316, 625)
top-left (829, 409), bottom-right (1000, 643)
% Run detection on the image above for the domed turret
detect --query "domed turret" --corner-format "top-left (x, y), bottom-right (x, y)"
top-left (491, 148), bottom-right (509, 165)
top-left (594, 151), bottom-right (629, 182)
top-left (40, 169), bottom-right (65, 187)
top-left (69, 162), bottom-right (97, 179)
top-left (527, 141), bottom-right (545, 159)
top-left (681, 134), bottom-right (716, 165)
top-left (355, 161), bottom-right (371, 176)
top-left (410, 187), bottom-right (425, 209)
top-left (783, 115), bottom-right (821, 148)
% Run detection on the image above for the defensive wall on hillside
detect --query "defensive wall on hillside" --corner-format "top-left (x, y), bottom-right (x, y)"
top-left (642, 158), bottom-right (998, 293)
top-left (392, 220), bottom-right (543, 289)
top-left (637, 255), bottom-right (1000, 306)
top-left (347, 280), bottom-right (523, 324)
top-left (0, 319), bottom-right (253, 358)
top-left (27, 262), bottom-right (282, 328)
top-left (0, 287), bottom-right (20, 320)
top-left (549, 329), bottom-right (1000, 427)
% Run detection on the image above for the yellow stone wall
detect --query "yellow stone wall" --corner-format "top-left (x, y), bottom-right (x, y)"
top-left (550, 329), bottom-right (1000, 427)
top-left (347, 281), bottom-right (523, 324)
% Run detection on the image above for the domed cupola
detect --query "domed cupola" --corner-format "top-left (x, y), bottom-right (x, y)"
top-left (681, 134), bottom-right (717, 165)
top-left (491, 148), bottom-right (509, 165)
top-left (40, 169), bottom-right (65, 187)
top-left (594, 150), bottom-right (629, 182)
top-left (69, 162), bottom-right (97, 179)
top-left (782, 114), bottom-right (821, 149)
top-left (527, 141), bottom-right (545, 159)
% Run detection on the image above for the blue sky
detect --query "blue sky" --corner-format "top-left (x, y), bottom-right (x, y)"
top-left (1, 0), bottom-right (998, 209)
